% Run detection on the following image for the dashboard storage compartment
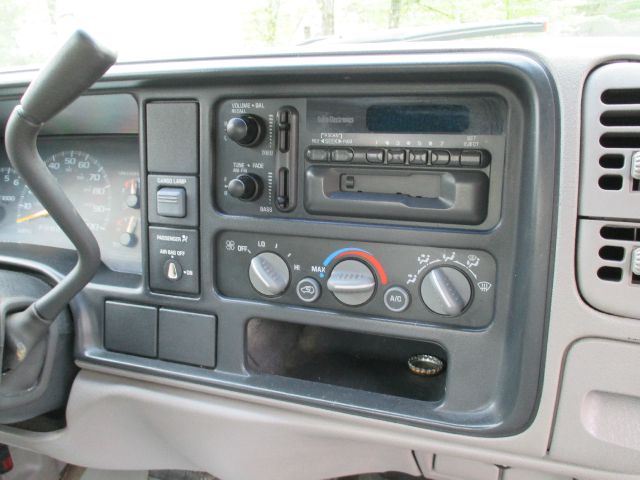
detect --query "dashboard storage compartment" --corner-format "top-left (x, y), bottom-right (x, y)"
top-left (550, 339), bottom-right (640, 474)
top-left (246, 318), bottom-right (447, 402)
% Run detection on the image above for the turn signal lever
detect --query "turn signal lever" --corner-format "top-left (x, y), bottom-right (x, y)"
top-left (3, 31), bottom-right (116, 370)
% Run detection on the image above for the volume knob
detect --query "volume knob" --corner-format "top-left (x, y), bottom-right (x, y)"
top-left (420, 266), bottom-right (472, 316)
top-left (226, 115), bottom-right (265, 147)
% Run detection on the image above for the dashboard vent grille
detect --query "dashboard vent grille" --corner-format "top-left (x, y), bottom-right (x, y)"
top-left (601, 89), bottom-right (640, 105)
top-left (578, 63), bottom-right (640, 320)
top-left (577, 219), bottom-right (640, 318)
top-left (600, 225), bottom-right (638, 241)
top-left (580, 63), bottom-right (640, 219)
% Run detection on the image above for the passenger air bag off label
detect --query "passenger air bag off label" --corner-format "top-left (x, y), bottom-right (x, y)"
top-left (148, 226), bottom-right (200, 294)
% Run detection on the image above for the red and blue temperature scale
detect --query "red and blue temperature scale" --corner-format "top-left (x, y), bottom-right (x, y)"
top-left (320, 247), bottom-right (388, 285)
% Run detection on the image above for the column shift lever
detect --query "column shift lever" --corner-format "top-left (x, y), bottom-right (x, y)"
top-left (3, 30), bottom-right (116, 369)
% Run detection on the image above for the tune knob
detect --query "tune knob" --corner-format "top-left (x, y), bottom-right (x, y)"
top-left (420, 266), bottom-right (472, 316)
top-left (249, 252), bottom-right (290, 297)
top-left (327, 259), bottom-right (376, 306)
top-left (227, 174), bottom-right (262, 201)
top-left (226, 114), bottom-right (265, 147)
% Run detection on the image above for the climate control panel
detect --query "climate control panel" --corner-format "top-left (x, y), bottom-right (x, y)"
top-left (217, 232), bottom-right (496, 327)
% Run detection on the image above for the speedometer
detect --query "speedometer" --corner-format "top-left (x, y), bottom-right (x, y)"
top-left (0, 166), bottom-right (22, 225)
top-left (16, 151), bottom-right (112, 234)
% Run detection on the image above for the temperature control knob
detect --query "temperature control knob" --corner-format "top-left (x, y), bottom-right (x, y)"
top-left (420, 266), bottom-right (472, 316)
top-left (226, 114), bottom-right (265, 147)
top-left (327, 259), bottom-right (376, 306)
top-left (249, 252), bottom-right (290, 297)
top-left (228, 174), bottom-right (262, 201)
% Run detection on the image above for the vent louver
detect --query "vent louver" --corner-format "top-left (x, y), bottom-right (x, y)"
top-left (577, 63), bottom-right (640, 320)
top-left (581, 64), bottom-right (640, 218)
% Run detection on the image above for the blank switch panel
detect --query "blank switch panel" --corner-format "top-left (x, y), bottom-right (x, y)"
top-left (146, 101), bottom-right (199, 174)
top-left (158, 309), bottom-right (216, 367)
top-left (104, 301), bottom-right (158, 357)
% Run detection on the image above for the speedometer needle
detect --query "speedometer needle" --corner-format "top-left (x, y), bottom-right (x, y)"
top-left (16, 209), bottom-right (49, 224)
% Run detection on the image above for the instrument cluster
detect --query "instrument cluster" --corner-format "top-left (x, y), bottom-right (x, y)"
top-left (0, 136), bottom-right (141, 274)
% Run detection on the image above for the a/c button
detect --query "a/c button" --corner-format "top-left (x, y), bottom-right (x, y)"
top-left (383, 286), bottom-right (410, 312)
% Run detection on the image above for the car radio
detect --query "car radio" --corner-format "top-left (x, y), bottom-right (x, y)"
top-left (215, 96), bottom-right (506, 229)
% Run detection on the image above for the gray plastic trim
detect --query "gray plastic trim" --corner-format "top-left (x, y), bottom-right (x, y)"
top-left (0, 50), bottom-right (560, 436)
top-left (6, 40), bottom-right (640, 479)
top-left (550, 338), bottom-right (640, 474)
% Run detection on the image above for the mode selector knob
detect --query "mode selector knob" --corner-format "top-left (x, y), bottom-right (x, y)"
top-left (327, 259), bottom-right (376, 306)
top-left (249, 252), bottom-right (290, 297)
top-left (228, 174), bottom-right (262, 201)
top-left (420, 266), bottom-right (472, 316)
top-left (226, 114), bottom-right (265, 147)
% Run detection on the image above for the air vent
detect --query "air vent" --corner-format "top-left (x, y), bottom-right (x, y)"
top-left (601, 89), bottom-right (640, 105)
top-left (579, 63), bottom-right (640, 320)
top-left (598, 174), bottom-right (623, 190)
top-left (575, 64), bottom-right (640, 319)
top-left (597, 266), bottom-right (623, 282)
top-left (600, 110), bottom-right (640, 126)
top-left (580, 63), bottom-right (640, 221)
top-left (599, 154), bottom-right (624, 169)
top-left (600, 225), bottom-right (637, 241)
top-left (598, 245), bottom-right (625, 261)
top-left (577, 219), bottom-right (640, 319)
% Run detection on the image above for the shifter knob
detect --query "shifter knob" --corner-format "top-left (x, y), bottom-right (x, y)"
top-left (226, 115), bottom-right (264, 147)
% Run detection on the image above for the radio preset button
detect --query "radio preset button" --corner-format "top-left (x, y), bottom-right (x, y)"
top-left (353, 150), bottom-right (367, 163)
top-left (366, 149), bottom-right (385, 163)
top-left (460, 150), bottom-right (483, 167)
top-left (306, 148), bottom-right (329, 162)
top-left (409, 150), bottom-right (427, 165)
top-left (387, 150), bottom-right (406, 164)
top-left (449, 149), bottom-right (461, 166)
top-left (331, 149), bottom-right (354, 162)
top-left (431, 150), bottom-right (451, 166)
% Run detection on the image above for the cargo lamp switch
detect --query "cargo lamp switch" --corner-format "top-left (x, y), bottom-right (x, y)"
top-left (157, 187), bottom-right (186, 218)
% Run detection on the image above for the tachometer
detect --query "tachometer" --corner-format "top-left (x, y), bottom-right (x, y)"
top-left (16, 151), bottom-right (111, 234)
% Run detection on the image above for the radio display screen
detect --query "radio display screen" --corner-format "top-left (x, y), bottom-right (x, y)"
top-left (306, 97), bottom-right (504, 135)
top-left (366, 104), bottom-right (470, 133)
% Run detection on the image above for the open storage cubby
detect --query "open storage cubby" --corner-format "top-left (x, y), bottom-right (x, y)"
top-left (246, 318), bottom-right (447, 402)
